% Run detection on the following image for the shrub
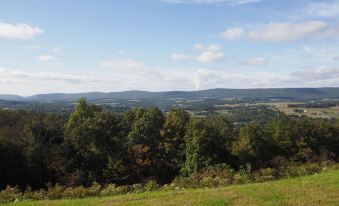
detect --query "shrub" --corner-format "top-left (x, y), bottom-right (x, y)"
top-left (100, 184), bottom-right (117, 196)
top-left (0, 186), bottom-right (22, 203)
top-left (234, 164), bottom-right (252, 184)
top-left (115, 185), bottom-right (131, 194)
top-left (144, 180), bottom-right (158, 191)
top-left (280, 163), bottom-right (322, 178)
top-left (198, 164), bottom-right (235, 185)
top-left (0, 162), bottom-right (332, 203)
top-left (100, 184), bottom-right (131, 196)
top-left (87, 182), bottom-right (102, 196)
top-left (201, 177), bottom-right (220, 188)
top-left (46, 183), bottom-right (65, 199)
top-left (172, 164), bottom-right (252, 188)
top-left (254, 168), bottom-right (277, 182)
top-left (233, 173), bottom-right (251, 184)
top-left (23, 186), bottom-right (45, 200)
top-left (62, 186), bottom-right (91, 199)
top-left (171, 175), bottom-right (201, 189)
top-left (131, 183), bottom-right (143, 193)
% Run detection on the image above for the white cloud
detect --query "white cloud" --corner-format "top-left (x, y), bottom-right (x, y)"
top-left (334, 56), bottom-right (339, 61)
top-left (100, 58), bottom-right (165, 80)
top-left (243, 57), bottom-right (269, 66)
top-left (248, 21), bottom-right (327, 42)
top-left (0, 67), bottom-right (119, 95)
top-left (100, 58), bottom-right (144, 70)
top-left (305, 1), bottom-right (339, 17)
top-left (221, 28), bottom-right (244, 40)
top-left (36, 55), bottom-right (56, 62)
top-left (291, 65), bottom-right (339, 81)
top-left (194, 44), bottom-right (224, 62)
top-left (193, 44), bottom-right (221, 52)
top-left (193, 65), bottom-right (339, 89)
top-left (3, 64), bottom-right (339, 95)
top-left (0, 22), bottom-right (43, 39)
top-left (171, 53), bottom-right (190, 61)
top-left (161, 0), bottom-right (260, 4)
top-left (0, 68), bottom-right (103, 85)
top-left (197, 51), bottom-right (224, 62)
top-left (221, 21), bottom-right (336, 42)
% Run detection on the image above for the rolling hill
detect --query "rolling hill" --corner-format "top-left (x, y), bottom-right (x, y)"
top-left (1, 88), bottom-right (339, 102)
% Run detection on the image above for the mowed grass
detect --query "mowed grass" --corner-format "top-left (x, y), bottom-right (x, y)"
top-left (7, 169), bottom-right (339, 206)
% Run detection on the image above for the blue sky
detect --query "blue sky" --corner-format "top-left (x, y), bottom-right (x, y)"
top-left (1, 0), bottom-right (339, 95)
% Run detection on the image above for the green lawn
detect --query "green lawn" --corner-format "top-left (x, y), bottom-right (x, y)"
top-left (7, 170), bottom-right (339, 206)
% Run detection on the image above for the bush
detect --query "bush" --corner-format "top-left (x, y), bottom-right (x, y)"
top-left (0, 186), bottom-right (22, 203)
top-left (233, 164), bottom-right (252, 184)
top-left (171, 175), bottom-right (201, 189)
top-left (100, 184), bottom-right (132, 196)
top-left (233, 173), bottom-right (252, 184)
top-left (172, 164), bottom-right (236, 188)
top-left (198, 164), bottom-right (235, 185)
top-left (100, 184), bottom-right (117, 196)
top-left (172, 164), bottom-right (255, 188)
top-left (254, 168), bottom-right (277, 182)
top-left (87, 182), bottom-right (101, 196)
top-left (0, 162), bottom-right (333, 203)
top-left (23, 186), bottom-right (45, 200)
top-left (46, 183), bottom-right (65, 199)
top-left (144, 180), bottom-right (158, 192)
top-left (62, 186), bottom-right (91, 199)
top-left (130, 183), bottom-right (143, 193)
top-left (201, 177), bottom-right (220, 188)
top-left (280, 163), bottom-right (323, 178)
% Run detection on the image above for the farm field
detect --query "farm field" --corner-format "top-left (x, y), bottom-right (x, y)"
top-left (259, 102), bottom-right (339, 119)
top-left (7, 169), bottom-right (339, 206)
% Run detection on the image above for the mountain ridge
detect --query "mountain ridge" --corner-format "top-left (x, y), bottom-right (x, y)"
top-left (1, 87), bottom-right (339, 102)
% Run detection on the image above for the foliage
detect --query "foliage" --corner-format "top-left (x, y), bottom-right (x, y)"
top-left (8, 169), bottom-right (339, 206)
top-left (0, 186), bottom-right (22, 203)
top-left (0, 99), bottom-right (339, 203)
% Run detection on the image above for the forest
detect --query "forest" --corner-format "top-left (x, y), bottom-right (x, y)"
top-left (1, 98), bottom-right (339, 195)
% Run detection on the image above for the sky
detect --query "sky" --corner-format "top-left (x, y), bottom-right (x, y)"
top-left (1, 0), bottom-right (339, 95)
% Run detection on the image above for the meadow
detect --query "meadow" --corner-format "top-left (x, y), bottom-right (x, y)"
top-left (7, 169), bottom-right (339, 206)
top-left (259, 102), bottom-right (339, 119)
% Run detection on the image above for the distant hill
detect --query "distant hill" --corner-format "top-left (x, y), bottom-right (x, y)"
top-left (0, 94), bottom-right (25, 101)
top-left (1, 88), bottom-right (339, 102)
top-left (0, 99), bottom-right (29, 108)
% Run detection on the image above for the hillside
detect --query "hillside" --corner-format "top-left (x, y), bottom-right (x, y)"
top-left (1, 88), bottom-right (339, 102)
top-left (8, 169), bottom-right (339, 206)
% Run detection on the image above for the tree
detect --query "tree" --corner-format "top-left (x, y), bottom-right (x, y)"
top-left (23, 112), bottom-right (65, 188)
top-left (127, 107), bottom-right (165, 182)
top-left (65, 99), bottom-right (128, 185)
top-left (160, 108), bottom-right (190, 181)
top-left (232, 122), bottom-right (272, 169)
top-left (183, 117), bottom-right (234, 176)
top-left (209, 116), bottom-right (236, 166)
top-left (0, 137), bottom-right (27, 189)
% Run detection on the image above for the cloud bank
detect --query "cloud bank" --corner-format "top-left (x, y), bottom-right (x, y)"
top-left (2, 64), bottom-right (339, 95)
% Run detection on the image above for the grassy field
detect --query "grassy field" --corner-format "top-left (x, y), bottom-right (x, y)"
top-left (6, 169), bottom-right (339, 206)
top-left (259, 102), bottom-right (339, 119)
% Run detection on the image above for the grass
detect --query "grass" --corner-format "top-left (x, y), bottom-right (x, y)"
top-left (258, 102), bottom-right (339, 119)
top-left (6, 169), bottom-right (339, 206)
